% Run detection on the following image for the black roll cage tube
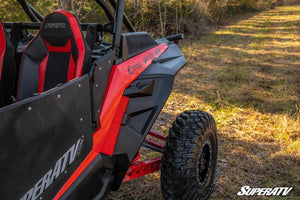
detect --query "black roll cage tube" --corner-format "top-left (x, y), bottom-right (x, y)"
top-left (107, 0), bottom-right (135, 33)
top-left (4, 22), bottom-right (115, 34)
top-left (112, 0), bottom-right (124, 51)
top-left (17, 0), bottom-right (41, 22)
top-left (15, 0), bottom-right (135, 50)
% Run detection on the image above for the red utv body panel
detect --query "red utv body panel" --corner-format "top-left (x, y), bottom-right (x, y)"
top-left (54, 43), bottom-right (168, 199)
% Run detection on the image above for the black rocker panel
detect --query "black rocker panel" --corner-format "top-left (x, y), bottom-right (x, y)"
top-left (0, 75), bottom-right (93, 200)
top-left (61, 154), bottom-right (115, 200)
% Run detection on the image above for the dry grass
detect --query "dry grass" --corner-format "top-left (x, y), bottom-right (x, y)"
top-left (108, 5), bottom-right (300, 200)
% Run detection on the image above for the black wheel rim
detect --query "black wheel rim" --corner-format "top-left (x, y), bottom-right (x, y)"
top-left (197, 140), bottom-right (212, 186)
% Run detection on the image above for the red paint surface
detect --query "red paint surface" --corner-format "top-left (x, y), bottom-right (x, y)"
top-left (0, 21), bottom-right (6, 83)
top-left (144, 138), bottom-right (164, 150)
top-left (43, 39), bottom-right (72, 52)
top-left (148, 130), bottom-right (167, 141)
top-left (67, 54), bottom-right (75, 81)
top-left (38, 54), bottom-right (49, 93)
top-left (122, 157), bottom-right (162, 183)
top-left (131, 151), bottom-right (141, 164)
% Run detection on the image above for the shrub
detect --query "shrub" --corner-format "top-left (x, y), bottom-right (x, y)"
top-left (125, 0), bottom-right (276, 37)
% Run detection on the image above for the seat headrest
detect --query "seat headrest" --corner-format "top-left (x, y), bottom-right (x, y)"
top-left (16, 10), bottom-right (92, 101)
top-left (40, 10), bottom-right (81, 47)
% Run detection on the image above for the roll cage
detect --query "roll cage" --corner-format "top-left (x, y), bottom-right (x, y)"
top-left (7, 0), bottom-right (135, 55)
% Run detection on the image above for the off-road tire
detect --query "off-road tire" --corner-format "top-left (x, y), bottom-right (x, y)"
top-left (161, 110), bottom-right (218, 200)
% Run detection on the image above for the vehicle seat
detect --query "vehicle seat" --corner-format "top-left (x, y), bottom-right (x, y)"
top-left (0, 19), bottom-right (16, 107)
top-left (17, 10), bottom-right (91, 101)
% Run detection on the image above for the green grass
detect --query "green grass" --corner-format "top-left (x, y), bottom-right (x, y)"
top-left (108, 5), bottom-right (300, 200)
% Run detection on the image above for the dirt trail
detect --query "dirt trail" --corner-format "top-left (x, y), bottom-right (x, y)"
top-left (108, 6), bottom-right (300, 200)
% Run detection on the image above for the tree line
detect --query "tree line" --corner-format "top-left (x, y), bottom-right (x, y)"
top-left (0, 0), bottom-right (298, 37)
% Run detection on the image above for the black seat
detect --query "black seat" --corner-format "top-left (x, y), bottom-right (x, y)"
top-left (0, 19), bottom-right (16, 107)
top-left (17, 10), bottom-right (91, 101)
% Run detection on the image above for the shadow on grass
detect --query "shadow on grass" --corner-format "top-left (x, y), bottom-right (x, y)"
top-left (213, 135), bottom-right (300, 199)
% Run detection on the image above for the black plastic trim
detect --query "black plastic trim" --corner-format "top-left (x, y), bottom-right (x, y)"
top-left (60, 154), bottom-right (115, 200)
top-left (89, 50), bottom-right (115, 129)
top-left (111, 42), bottom-right (186, 189)
top-left (119, 32), bottom-right (157, 62)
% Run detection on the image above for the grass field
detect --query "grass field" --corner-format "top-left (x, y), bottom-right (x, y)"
top-left (108, 5), bottom-right (300, 200)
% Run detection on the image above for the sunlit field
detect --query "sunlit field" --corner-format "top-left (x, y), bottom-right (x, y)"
top-left (108, 5), bottom-right (300, 200)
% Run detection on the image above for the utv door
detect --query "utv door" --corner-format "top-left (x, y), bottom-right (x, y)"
top-left (0, 75), bottom-right (93, 200)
